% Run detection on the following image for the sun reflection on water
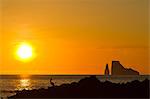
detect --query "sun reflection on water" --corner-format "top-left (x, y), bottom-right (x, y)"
top-left (20, 79), bottom-right (30, 87)
top-left (17, 79), bottom-right (32, 90)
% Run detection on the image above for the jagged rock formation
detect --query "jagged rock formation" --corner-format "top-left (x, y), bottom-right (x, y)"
top-left (111, 61), bottom-right (139, 75)
top-left (104, 64), bottom-right (110, 75)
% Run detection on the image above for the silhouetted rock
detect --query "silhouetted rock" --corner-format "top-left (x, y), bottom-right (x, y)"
top-left (104, 64), bottom-right (110, 75)
top-left (111, 61), bottom-right (139, 75)
top-left (8, 76), bottom-right (149, 98)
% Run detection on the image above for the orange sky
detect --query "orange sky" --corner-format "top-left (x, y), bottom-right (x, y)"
top-left (0, 0), bottom-right (149, 75)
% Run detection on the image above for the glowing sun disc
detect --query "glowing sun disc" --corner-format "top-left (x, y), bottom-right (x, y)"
top-left (16, 42), bottom-right (34, 61)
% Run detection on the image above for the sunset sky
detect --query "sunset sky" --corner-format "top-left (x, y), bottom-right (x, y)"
top-left (0, 0), bottom-right (149, 75)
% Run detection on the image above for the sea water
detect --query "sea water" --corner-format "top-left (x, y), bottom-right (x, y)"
top-left (0, 75), bottom-right (149, 98)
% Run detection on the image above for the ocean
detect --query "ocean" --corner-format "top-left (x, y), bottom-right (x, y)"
top-left (0, 75), bottom-right (149, 98)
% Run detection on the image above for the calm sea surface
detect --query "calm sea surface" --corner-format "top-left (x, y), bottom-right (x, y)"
top-left (0, 75), bottom-right (149, 98)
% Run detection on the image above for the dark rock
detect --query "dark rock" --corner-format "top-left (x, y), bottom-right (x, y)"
top-left (8, 76), bottom-right (149, 98)
top-left (104, 64), bottom-right (110, 75)
top-left (111, 61), bottom-right (139, 75)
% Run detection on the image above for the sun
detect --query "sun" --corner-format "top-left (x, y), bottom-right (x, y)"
top-left (16, 42), bottom-right (34, 61)
top-left (17, 44), bottom-right (32, 59)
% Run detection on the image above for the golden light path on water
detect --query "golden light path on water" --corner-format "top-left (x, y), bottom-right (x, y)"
top-left (17, 75), bottom-right (32, 91)
top-left (18, 79), bottom-right (31, 90)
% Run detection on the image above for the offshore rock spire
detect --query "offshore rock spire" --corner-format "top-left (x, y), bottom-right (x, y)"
top-left (104, 64), bottom-right (110, 75)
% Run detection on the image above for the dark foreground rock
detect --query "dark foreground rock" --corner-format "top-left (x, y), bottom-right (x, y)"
top-left (9, 76), bottom-right (149, 98)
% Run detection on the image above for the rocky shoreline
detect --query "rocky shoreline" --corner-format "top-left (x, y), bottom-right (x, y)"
top-left (8, 76), bottom-right (149, 98)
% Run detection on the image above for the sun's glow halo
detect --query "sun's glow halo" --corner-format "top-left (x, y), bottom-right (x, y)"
top-left (16, 42), bottom-right (34, 62)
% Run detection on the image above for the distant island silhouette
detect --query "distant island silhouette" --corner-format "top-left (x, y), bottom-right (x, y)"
top-left (105, 61), bottom-right (139, 75)
top-left (8, 76), bottom-right (149, 98)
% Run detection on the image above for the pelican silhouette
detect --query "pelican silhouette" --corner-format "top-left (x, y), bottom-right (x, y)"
top-left (50, 78), bottom-right (55, 87)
